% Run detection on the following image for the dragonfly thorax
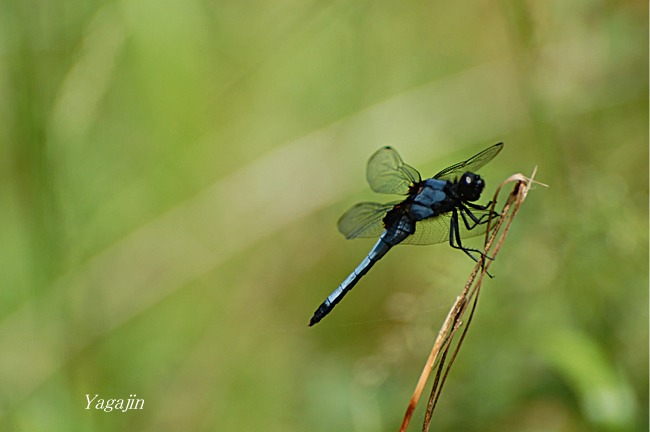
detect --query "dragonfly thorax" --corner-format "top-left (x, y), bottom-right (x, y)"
top-left (455, 172), bottom-right (485, 202)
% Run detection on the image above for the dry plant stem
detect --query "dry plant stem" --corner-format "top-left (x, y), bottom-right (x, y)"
top-left (399, 169), bottom-right (539, 432)
top-left (421, 171), bottom-right (539, 431)
top-left (422, 282), bottom-right (481, 431)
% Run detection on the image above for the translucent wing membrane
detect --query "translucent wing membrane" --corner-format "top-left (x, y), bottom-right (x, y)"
top-left (337, 202), bottom-right (395, 239)
top-left (366, 147), bottom-right (421, 195)
top-left (340, 144), bottom-right (502, 243)
top-left (434, 142), bottom-right (503, 180)
top-left (402, 209), bottom-right (495, 245)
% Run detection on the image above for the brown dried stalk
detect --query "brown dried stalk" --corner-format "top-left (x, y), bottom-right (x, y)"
top-left (398, 169), bottom-right (542, 432)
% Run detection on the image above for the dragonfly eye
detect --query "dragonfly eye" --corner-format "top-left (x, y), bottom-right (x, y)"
top-left (458, 172), bottom-right (485, 201)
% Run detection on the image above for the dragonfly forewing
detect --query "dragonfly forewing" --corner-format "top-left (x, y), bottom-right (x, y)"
top-left (434, 142), bottom-right (503, 180)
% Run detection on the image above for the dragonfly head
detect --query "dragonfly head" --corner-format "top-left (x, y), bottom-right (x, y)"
top-left (458, 172), bottom-right (485, 201)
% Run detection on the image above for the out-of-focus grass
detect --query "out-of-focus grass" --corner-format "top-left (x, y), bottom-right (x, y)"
top-left (0, 1), bottom-right (646, 431)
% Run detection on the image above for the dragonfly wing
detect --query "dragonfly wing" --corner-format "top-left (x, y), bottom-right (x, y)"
top-left (401, 209), bottom-right (497, 245)
top-left (401, 215), bottom-right (450, 245)
top-left (337, 202), bottom-right (396, 239)
top-left (366, 147), bottom-right (421, 195)
top-left (434, 142), bottom-right (503, 180)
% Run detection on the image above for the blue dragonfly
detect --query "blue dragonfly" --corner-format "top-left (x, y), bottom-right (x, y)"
top-left (309, 143), bottom-right (503, 326)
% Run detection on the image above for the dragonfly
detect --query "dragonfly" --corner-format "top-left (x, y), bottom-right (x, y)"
top-left (309, 142), bottom-right (503, 326)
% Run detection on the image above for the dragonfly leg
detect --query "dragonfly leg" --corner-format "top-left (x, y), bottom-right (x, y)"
top-left (450, 209), bottom-right (494, 277)
top-left (458, 206), bottom-right (483, 231)
top-left (449, 209), bottom-right (485, 262)
top-left (466, 201), bottom-right (490, 210)
top-left (466, 201), bottom-right (500, 221)
top-left (458, 207), bottom-right (496, 263)
top-left (458, 205), bottom-right (493, 234)
top-left (462, 204), bottom-right (499, 228)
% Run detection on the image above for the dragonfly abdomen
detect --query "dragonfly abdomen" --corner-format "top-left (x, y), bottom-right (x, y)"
top-left (309, 218), bottom-right (414, 326)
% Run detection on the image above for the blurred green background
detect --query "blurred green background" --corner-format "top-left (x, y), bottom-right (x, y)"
top-left (0, 0), bottom-right (647, 431)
